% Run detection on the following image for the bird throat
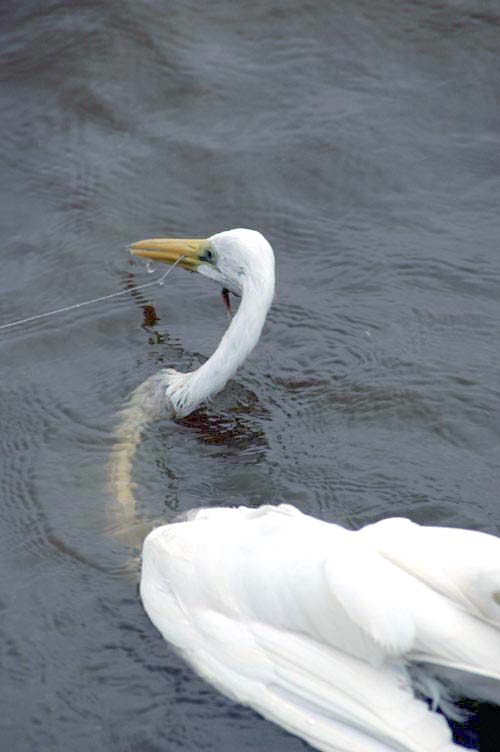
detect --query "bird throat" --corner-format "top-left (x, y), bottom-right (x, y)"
top-left (221, 288), bottom-right (232, 318)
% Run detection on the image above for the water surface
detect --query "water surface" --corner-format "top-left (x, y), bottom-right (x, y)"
top-left (1, 1), bottom-right (500, 749)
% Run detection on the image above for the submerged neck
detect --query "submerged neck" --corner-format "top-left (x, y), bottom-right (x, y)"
top-left (167, 278), bottom-right (273, 417)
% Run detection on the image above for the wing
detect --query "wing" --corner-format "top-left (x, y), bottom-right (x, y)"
top-left (360, 517), bottom-right (500, 624)
top-left (359, 517), bottom-right (500, 701)
top-left (186, 612), bottom-right (459, 752)
top-left (141, 507), bottom-right (462, 752)
top-left (142, 575), bottom-right (457, 751)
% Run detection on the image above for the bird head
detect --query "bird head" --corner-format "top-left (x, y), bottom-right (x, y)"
top-left (129, 228), bottom-right (275, 300)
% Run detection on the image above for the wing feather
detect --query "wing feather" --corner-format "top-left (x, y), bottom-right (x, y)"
top-left (140, 505), bottom-right (500, 752)
top-left (360, 517), bottom-right (500, 624)
top-left (183, 611), bottom-right (458, 752)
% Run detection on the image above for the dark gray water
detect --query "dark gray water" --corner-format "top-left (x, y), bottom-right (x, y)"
top-left (1, 1), bottom-right (499, 749)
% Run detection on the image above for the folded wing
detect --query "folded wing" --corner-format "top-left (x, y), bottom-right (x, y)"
top-left (141, 505), bottom-right (500, 752)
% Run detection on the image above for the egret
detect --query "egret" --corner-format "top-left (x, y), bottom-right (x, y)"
top-left (108, 229), bottom-right (273, 520)
top-left (109, 229), bottom-right (500, 752)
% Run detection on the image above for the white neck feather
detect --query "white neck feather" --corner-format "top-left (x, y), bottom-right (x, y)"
top-left (165, 276), bottom-right (274, 417)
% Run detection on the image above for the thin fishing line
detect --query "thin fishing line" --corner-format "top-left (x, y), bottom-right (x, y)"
top-left (0, 256), bottom-right (185, 332)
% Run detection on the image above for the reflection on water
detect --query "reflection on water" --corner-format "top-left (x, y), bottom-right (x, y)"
top-left (1, 0), bottom-right (500, 749)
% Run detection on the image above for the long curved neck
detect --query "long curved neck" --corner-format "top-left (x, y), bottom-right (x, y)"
top-left (168, 278), bottom-right (273, 417)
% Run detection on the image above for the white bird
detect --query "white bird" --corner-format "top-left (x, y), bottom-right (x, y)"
top-left (109, 228), bottom-right (500, 751)
top-left (142, 504), bottom-right (500, 752)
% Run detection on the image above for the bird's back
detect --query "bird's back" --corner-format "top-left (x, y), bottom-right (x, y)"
top-left (141, 504), bottom-right (500, 752)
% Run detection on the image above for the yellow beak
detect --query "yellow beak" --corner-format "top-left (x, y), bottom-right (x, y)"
top-left (129, 238), bottom-right (209, 271)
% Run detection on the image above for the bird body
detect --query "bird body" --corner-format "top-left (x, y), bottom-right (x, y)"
top-left (110, 228), bottom-right (500, 750)
top-left (141, 504), bottom-right (500, 752)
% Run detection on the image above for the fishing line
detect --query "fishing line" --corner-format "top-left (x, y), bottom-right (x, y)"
top-left (0, 256), bottom-right (185, 332)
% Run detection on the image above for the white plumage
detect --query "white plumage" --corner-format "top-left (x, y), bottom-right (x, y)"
top-left (141, 504), bottom-right (500, 752)
top-left (114, 228), bottom-right (500, 750)
top-left (128, 229), bottom-right (275, 418)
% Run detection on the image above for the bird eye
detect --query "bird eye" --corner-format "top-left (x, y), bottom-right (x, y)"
top-left (202, 248), bottom-right (214, 263)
